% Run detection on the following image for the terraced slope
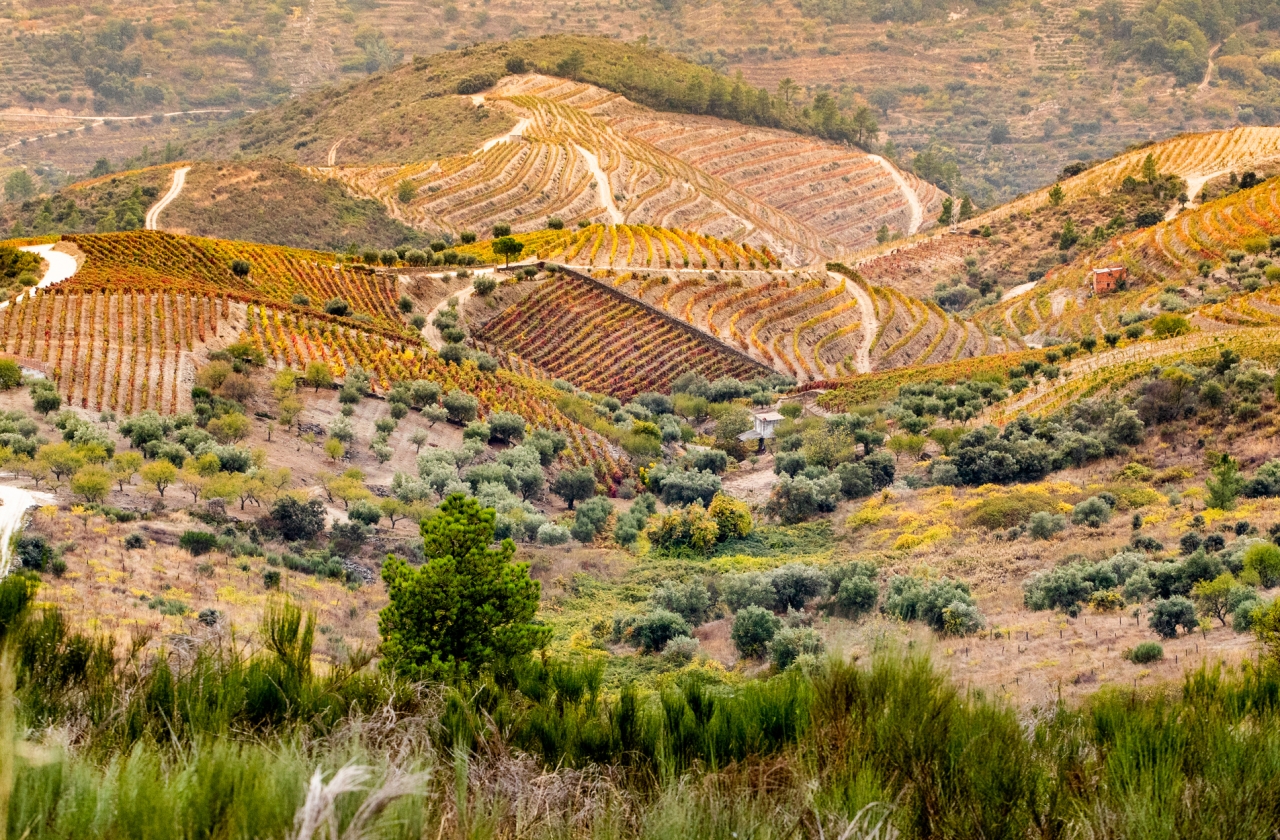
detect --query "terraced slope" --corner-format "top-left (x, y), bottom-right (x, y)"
top-left (973, 126), bottom-right (1280, 228)
top-left (978, 174), bottom-right (1280, 341)
top-left (322, 74), bottom-right (942, 265)
top-left (473, 270), bottom-right (772, 399)
top-left (6, 231), bottom-right (626, 485)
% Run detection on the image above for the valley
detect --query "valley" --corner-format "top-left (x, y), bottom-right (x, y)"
top-left (8, 23), bottom-right (1280, 840)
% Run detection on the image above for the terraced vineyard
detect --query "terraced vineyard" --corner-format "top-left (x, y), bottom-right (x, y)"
top-left (980, 173), bottom-right (1280, 341)
top-left (3, 232), bottom-right (629, 487)
top-left (324, 74), bottom-right (942, 265)
top-left (973, 126), bottom-right (1280, 229)
top-left (458, 224), bottom-right (775, 269)
top-left (0, 288), bottom-right (226, 415)
top-left (473, 270), bottom-right (771, 398)
top-left (515, 262), bottom-right (1020, 385)
top-left (852, 234), bottom-right (1002, 299)
top-left (64, 231), bottom-right (408, 336)
top-left (982, 328), bottom-right (1280, 423)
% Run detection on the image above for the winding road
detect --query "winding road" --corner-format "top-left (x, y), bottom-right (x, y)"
top-left (868, 154), bottom-right (924, 235)
top-left (11, 245), bottom-right (79, 306)
top-left (0, 485), bottom-right (55, 577)
top-left (477, 117), bottom-right (532, 154)
top-left (327, 138), bottom-right (344, 166)
top-left (145, 165), bottom-right (191, 231)
top-left (575, 144), bottom-right (624, 225)
top-left (832, 271), bottom-right (877, 374)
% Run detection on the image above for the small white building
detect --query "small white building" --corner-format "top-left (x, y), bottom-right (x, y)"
top-left (737, 411), bottom-right (785, 448)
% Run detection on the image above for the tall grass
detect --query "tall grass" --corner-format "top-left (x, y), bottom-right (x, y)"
top-left (10, 570), bottom-right (1280, 838)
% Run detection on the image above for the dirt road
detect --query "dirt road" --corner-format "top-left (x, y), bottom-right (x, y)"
top-left (145, 165), bottom-right (190, 230)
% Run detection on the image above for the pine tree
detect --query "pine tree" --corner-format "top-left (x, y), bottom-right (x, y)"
top-left (379, 494), bottom-right (548, 679)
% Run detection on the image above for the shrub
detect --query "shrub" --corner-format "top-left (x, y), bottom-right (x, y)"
top-left (1149, 596), bottom-right (1198, 638)
top-left (884, 575), bottom-right (983, 634)
top-left (663, 635), bottom-right (700, 665)
top-left (722, 572), bottom-right (777, 611)
top-left (707, 493), bottom-right (752, 540)
top-left (765, 474), bottom-right (841, 523)
top-left (15, 535), bottom-right (52, 571)
top-left (731, 606), bottom-right (781, 658)
top-left (769, 626), bottom-right (824, 670)
top-left (1234, 598), bottom-right (1263, 631)
top-left (569, 495), bottom-right (612, 543)
top-left (965, 491), bottom-right (1057, 530)
top-left (685, 448), bottom-right (729, 475)
top-left (179, 530), bottom-right (219, 556)
top-left (1072, 496), bottom-right (1113, 528)
top-left (1127, 641), bottom-right (1164, 663)
top-left (124, 532), bottom-right (146, 550)
top-left (1151, 313), bottom-right (1191, 337)
top-left (473, 276), bottom-right (497, 295)
top-left (536, 522), bottom-right (570, 545)
top-left (770, 563), bottom-right (830, 610)
top-left (263, 569), bottom-right (281, 589)
top-left (267, 496), bottom-right (326, 542)
top-left (651, 580), bottom-right (712, 626)
top-left (655, 467), bottom-right (721, 507)
top-left (323, 298), bottom-right (350, 317)
top-left (1244, 542), bottom-right (1280, 587)
top-left (1024, 565), bottom-right (1093, 613)
top-left (230, 259), bottom-right (251, 277)
top-left (834, 575), bottom-right (879, 618)
top-left (1028, 511), bottom-right (1067, 540)
top-left (646, 502), bottom-right (720, 554)
top-left (631, 609), bottom-right (691, 653)
top-left (348, 500), bottom-right (382, 527)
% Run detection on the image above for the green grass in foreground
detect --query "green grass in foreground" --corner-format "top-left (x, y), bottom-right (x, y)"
top-left (6, 560), bottom-right (1280, 839)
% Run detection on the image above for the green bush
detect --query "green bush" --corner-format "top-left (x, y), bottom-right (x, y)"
top-left (769, 626), bottom-right (824, 670)
top-left (631, 609), bottom-right (691, 653)
top-left (731, 605), bottom-right (781, 658)
top-left (650, 579), bottom-right (712, 626)
top-left (834, 575), bottom-right (879, 618)
top-left (722, 572), bottom-right (777, 611)
top-left (1028, 511), bottom-right (1067, 539)
top-left (1072, 496), bottom-right (1113, 528)
top-left (1244, 542), bottom-right (1280, 587)
top-left (178, 530), bottom-right (219, 556)
top-left (884, 575), bottom-right (984, 634)
top-left (1149, 596), bottom-right (1198, 638)
top-left (1127, 641), bottom-right (1164, 663)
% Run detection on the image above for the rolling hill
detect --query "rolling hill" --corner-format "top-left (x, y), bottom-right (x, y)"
top-left (316, 71), bottom-right (939, 263)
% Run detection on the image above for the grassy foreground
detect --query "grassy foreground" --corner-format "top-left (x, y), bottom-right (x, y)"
top-left (5, 573), bottom-right (1280, 839)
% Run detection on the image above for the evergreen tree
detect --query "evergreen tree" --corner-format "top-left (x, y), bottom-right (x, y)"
top-left (379, 494), bottom-right (548, 679)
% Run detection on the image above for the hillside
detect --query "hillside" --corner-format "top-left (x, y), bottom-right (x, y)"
top-left (316, 71), bottom-right (939, 263)
top-left (5, 4), bottom-right (1280, 206)
top-left (0, 161), bottom-right (427, 251)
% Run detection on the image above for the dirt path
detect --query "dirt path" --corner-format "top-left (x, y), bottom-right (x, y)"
top-left (477, 117), bottom-right (532, 154)
top-left (868, 154), bottom-right (924, 235)
top-left (423, 282), bottom-right (478, 350)
top-left (0, 484), bottom-right (55, 576)
top-left (1002, 280), bottom-right (1037, 302)
top-left (833, 271), bottom-right (876, 373)
top-left (1198, 44), bottom-right (1221, 92)
top-left (575, 144), bottom-right (624, 225)
top-left (145, 165), bottom-right (190, 230)
top-left (0, 110), bottom-right (242, 152)
top-left (12, 245), bottom-right (79, 306)
top-left (327, 138), bottom-right (344, 166)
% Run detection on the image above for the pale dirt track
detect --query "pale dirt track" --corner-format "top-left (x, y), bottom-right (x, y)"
top-left (833, 271), bottom-right (877, 374)
top-left (145, 165), bottom-right (191, 230)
